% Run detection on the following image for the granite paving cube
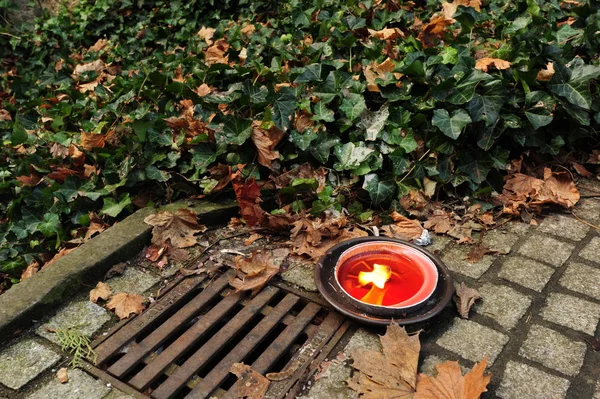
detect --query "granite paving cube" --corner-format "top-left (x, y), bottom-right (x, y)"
top-left (426, 235), bottom-right (451, 255)
top-left (537, 214), bottom-right (590, 241)
top-left (106, 267), bottom-right (160, 295)
top-left (26, 369), bottom-right (110, 399)
top-left (436, 319), bottom-right (509, 365)
top-left (297, 361), bottom-right (357, 399)
top-left (482, 230), bottom-right (520, 254)
top-left (498, 256), bottom-right (555, 292)
top-left (343, 328), bottom-right (382, 354)
top-left (541, 293), bottom-right (600, 335)
top-left (473, 284), bottom-right (532, 329)
top-left (281, 259), bottom-right (317, 292)
top-left (0, 339), bottom-right (61, 390)
top-left (517, 235), bottom-right (575, 267)
top-left (560, 262), bottom-right (600, 300)
top-left (519, 324), bottom-right (586, 376)
top-left (441, 245), bottom-right (494, 279)
top-left (579, 237), bottom-right (600, 264)
top-left (37, 299), bottom-right (112, 344)
top-left (506, 222), bottom-right (530, 235)
top-left (573, 199), bottom-right (600, 223)
top-left (595, 381), bottom-right (600, 399)
top-left (497, 361), bottom-right (570, 399)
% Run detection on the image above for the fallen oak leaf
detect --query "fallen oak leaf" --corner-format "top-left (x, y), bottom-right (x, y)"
top-left (144, 208), bottom-right (207, 248)
top-left (90, 281), bottom-right (112, 303)
top-left (230, 363), bottom-right (270, 399)
top-left (414, 359), bottom-right (491, 399)
top-left (454, 282), bottom-right (482, 319)
top-left (106, 293), bottom-right (146, 320)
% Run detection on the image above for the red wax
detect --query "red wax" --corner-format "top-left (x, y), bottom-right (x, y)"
top-left (337, 252), bottom-right (425, 306)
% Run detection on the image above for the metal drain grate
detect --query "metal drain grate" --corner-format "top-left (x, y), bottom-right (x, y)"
top-left (88, 270), bottom-right (348, 399)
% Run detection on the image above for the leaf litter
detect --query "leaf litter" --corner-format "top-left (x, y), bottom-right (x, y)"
top-left (348, 323), bottom-right (491, 399)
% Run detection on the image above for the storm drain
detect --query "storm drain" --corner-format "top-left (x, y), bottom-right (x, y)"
top-left (88, 269), bottom-right (349, 399)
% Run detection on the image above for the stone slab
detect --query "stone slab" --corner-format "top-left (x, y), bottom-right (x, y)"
top-left (474, 284), bottom-right (532, 329)
top-left (519, 324), bottom-right (587, 376)
top-left (579, 236), bottom-right (600, 264)
top-left (441, 245), bottom-right (494, 279)
top-left (482, 229), bottom-right (520, 254)
top-left (498, 256), bottom-right (555, 292)
top-left (537, 214), bottom-right (590, 241)
top-left (0, 339), bottom-right (61, 390)
top-left (560, 262), bottom-right (600, 300)
top-left (425, 235), bottom-right (451, 255)
top-left (106, 267), bottom-right (160, 295)
top-left (26, 369), bottom-right (110, 399)
top-left (517, 235), bottom-right (575, 267)
top-left (497, 361), bottom-right (570, 399)
top-left (541, 293), bottom-right (600, 335)
top-left (0, 199), bottom-right (237, 340)
top-left (436, 319), bottom-right (509, 365)
top-left (36, 299), bottom-right (111, 344)
top-left (573, 199), bottom-right (600, 223)
top-left (281, 259), bottom-right (317, 292)
top-left (343, 328), bottom-right (381, 354)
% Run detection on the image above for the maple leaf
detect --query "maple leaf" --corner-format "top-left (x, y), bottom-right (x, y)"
top-left (251, 122), bottom-right (284, 169)
top-left (466, 243), bottom-right (497, 263)
top-left (447, 220), bottom-right (482, 244)
top-left (414, 359), bottom-right (491, 399)
top-left (364, 58), bottom-right (401, 92)
top-left (348, 323), bottom-right (420, 397)
top-left (230, 363), bottom-right (270, 399)
top-left (424, 210), bottom-right (455, 234)
top-left (454, 282), bottom-right (482, 319)
top-left (381, 212), bottom-right (425, 241)
top-left (195, 83), bottom-right (212, 97)
top-left (290, 217), bottom-right (323, 255)
top-left (56, 368), bottom-right (69, 384)
top-left (474, 58), bottom-right (512, 72)
top-left (418, 15), bottom-right (455, 47)
top-left (229, 251), bottom-right (280, 295)
top-left (144, 208), bottom-right (207, 248)
top-left (232, 173), bottom-right (265, 227)
top-left (106, 292), bottom-right (146, 319)
top-left (89, 282), bottom-right (112, 303)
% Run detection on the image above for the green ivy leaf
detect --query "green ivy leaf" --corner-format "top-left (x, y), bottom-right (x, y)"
top-left (308, 134), bottom-right (340, 163)
top-left (432, 109), bottom-right (472, 139)
top-left (333, 142), bottom-right (375, 171)
top-left (362, 174), bottom-right (395, 205)
top-left (215, 116), bottom-right (252, 145)
top-left (339, 93), bottom-right (366, 121)
top-left (389, 148), bottom-right (411, 176)
top-left (458, 154), bottom-right (492, 185)
top-left (38, 213), bottom-right (60, 237)
top-left (101, 193), bottom-right (132, 217)
top-left (295, 64), bottom-right (322, 83)
top-left (359, 104), bottom-right (389, 141)
top-left (312, 102), bottom-right (335, 122)
top-left (467, 81), bottom-right (507, 126)
top-left (273, 87), bottom-right (297, 131)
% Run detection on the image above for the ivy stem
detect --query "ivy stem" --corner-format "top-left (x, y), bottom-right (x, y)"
top-left (398, 149), bottom-right (431, 185)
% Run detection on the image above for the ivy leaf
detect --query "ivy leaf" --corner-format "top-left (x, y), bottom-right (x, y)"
top-left (458, 154), bottom-right (492, 185)
top-left (333, 142), bottom-right (375, 171)
top-left (525, 109), bottom-right (554, 130)
top-left (101, 193), bottom-right (132, 217)
top-left (273, 87), bottom-right (297, 131)
top-left (339, 93), bottom-right (367, 121)
top-left (362, 174), bottom-right (395, 206)
top-left (359, 104), bottom-right (389, 141)
top-left (548, 60), bottom-right (600, 110)
top-left (477, 122), bottom-right (505, 151)
top-left (467, 81), bottom-right (507, 126)
top-left (432, 109), bottom-right (472, 139)
top-left (389, 148), bottom-right (411, 176)
top-left (38, 213), bottom-right (60, 237)
top-left (308, 134), bottom-right (340, 163)
top-left (215, 116), bottom-right (252, 145)
top-left (295, 64), bottom-right (322, 83)
top-left (289, 130), bottom-right (317, 151)
top-left (312, 102), bottom-right (335, 122)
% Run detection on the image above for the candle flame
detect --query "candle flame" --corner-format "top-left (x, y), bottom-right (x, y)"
top-left (357, 264), bottom-right (392, 306)
top-left (358, 264), bottom-right (391, 289)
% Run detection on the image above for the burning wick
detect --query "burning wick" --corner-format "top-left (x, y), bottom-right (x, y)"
top-left (357, 263), bottom-right (392, 305)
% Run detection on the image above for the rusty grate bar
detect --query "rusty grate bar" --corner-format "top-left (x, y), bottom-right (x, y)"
top-left (92, 272), bottom-right (348, 399)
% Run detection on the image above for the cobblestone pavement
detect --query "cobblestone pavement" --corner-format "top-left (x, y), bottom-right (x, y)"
top-left (0, 195), bottom-right (599, 398)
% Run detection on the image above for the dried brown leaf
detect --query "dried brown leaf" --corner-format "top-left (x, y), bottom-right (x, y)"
top-left (195, 83), bottom-right (212, 97)
top-left (230, 363), bottom-right (270, 399)
top-left (89, 281), bottom-right (112, 303)
top-left (197, 26), bottom-right (216, 45)
top-left (57, 368), bottom-right (69, 384)
top-left (244, 233), bottom-right (264, 246)
top-left (204, 38), bottom-right (230, 65)
top-left (381, 212), bottom-right (424, 241)
top-left (414, 359), bottom-right (491, 399)
top-left (572, 162), bottom-right (593, 178)
top-left (454, 282), bottom-right (482, 319)
top-left (88, 38), bottom-right (109, 52)
top-left (72, 59), bottom-right (105, 79)
top-left (20, 261), bottom-right (40, 281)
top-left (229, 251), bottom-right (280, 295)
top-left (251, 123), bottom-right (284, 169)
top-left (80, 132), bottom-right (106, 151)
top-left (536, 62), bottom-right (555, 81)
top-left (144, 209), bottom-right (207, 248)
top-left (474, 58), bottom-right (512, 72)
top-left (232, 173), bottom-right (265, 227)
top-left (106, 292), bottom-right (145, 320)
top-left (368, 27), bottom-right (405, 40)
